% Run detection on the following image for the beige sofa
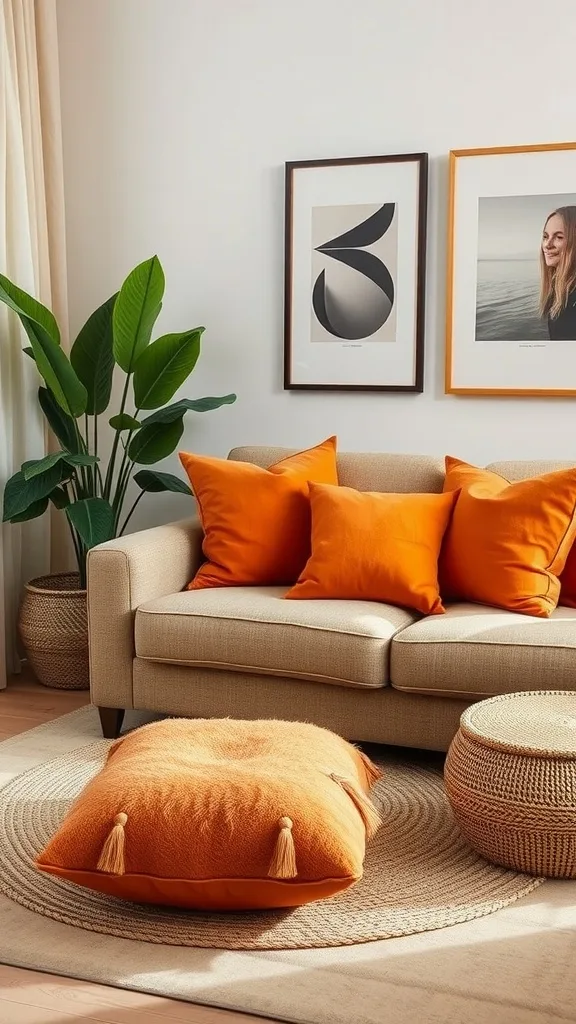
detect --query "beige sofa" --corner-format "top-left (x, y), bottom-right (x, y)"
top-left (87, 447), bottom-right (576, 749)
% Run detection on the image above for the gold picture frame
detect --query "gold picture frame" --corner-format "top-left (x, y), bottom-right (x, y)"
top-left (445, 141), bottom-right (576, 396)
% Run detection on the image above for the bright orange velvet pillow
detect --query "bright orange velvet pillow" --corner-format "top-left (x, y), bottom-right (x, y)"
top-left (286, 483), bottom-right (457, 614)
top-left (441, 456), bottom-right (576, 617)
top-left (36, 718), bottom-right (382, 911)
top-left (179, 436), bottom-right (338, 589)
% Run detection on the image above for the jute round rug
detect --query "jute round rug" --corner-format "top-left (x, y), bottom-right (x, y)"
top-left (0, 740), bottom-right (543, 950)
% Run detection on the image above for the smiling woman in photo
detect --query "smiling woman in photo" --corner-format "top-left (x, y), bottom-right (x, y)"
top-left (540, 205), bottom-right (576, 339)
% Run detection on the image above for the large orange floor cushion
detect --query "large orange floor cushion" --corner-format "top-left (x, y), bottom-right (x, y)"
top-left (36, 718), bottom-right (382, 911)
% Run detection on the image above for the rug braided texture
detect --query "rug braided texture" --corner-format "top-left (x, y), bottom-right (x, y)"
top-left (0, 739), bottom-right (543, 950)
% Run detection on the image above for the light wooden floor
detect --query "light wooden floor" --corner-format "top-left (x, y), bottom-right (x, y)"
top-left (0, 673), bottom-right (272, 1024)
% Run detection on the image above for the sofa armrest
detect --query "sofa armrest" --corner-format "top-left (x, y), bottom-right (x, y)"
top-left (87, 517), bottom-right (204, 709)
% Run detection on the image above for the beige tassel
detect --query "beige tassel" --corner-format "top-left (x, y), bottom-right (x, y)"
top-left (97, 812), bottom-right (128, 875)
top-left (268, 816), bottom-right (298, 879)
top-left (331, 774), bottom-right (381, 839)
top-left (358, 750), bottom-right (383, 788)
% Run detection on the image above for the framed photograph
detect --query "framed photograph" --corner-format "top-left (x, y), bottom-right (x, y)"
top-left (446, 141), bottom-right (576, 396)
top-left (284, 153), bottom-right (428, 392)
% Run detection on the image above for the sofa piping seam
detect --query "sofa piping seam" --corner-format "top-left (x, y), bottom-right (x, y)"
top-left (134, 654), bottom-right (385, 689)
top-left (391, 682), bottom-right (510, 700)
top-left (392, 635), bottom-right (576, 650)
top-left (136, 606), bottom-right (412, 641)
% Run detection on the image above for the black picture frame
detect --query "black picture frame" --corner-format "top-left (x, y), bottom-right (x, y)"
top-left (284, 152), bottom-right (428, 392)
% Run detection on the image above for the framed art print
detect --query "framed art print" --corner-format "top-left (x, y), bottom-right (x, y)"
top-left (284, 153), bottom-right (428, 392)
top-left (446, 141), bottom-right (576, 396)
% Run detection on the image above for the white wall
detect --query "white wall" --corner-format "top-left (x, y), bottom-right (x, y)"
top-left (56, 0), bottom-right (576, 531)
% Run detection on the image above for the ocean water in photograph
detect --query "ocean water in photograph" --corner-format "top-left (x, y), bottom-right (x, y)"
top-left (475, 258), bottom-right (548, 341)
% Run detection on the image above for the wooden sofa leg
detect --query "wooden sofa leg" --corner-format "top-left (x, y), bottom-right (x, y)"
top-left (98, 707), bottom-right (125, 739)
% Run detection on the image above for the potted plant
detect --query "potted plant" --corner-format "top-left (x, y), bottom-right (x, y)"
top-left (1, 256), bottom-right (235, 689)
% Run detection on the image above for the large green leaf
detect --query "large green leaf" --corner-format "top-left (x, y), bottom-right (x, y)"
top-left (139, 394), bottom-right (237, 427)
top-left (70, 293), bottom-right (117, 414)
top-left (50, 486), bottom-right (70, 510)
top-left (133, 469), bottom-right (192, 495)
top-left (23, 452), bottom-right (98, 481)
top-left (127, 417), bottom-right (185, 465)
top-left (21, 316), bottom-right (87, 417)
top-left (3, 463), bottom-right (65, 521)
top-left (112, 257), bottom-right (165, 373)
top-left (9, 496), bottom-right (50, 522)
top-left (109, 413), bottom-right (141, 432)
top-left (66, 453), bottom-right (99, 468)
top-left (38, 387), bottom-right (82, 453)
top-left (0, 274), bottom-right (60, 346)
top-left (22, 452), bottom-right (65, 480)
top-left (66, 498), bottom-right (115, 550)
top-left (132, 329), bottom-right (203, 410)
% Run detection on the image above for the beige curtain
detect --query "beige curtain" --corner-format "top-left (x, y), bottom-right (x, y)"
top-left (0, 0), bottom-right (68, 689)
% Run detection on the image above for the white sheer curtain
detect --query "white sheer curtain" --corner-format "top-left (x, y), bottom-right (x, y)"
top-left (0, 0), bottom-right (68, 689)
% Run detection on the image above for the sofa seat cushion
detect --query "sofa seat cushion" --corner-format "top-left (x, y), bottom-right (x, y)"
top-left (391, 603), bottom-right (576, 699)
top-left (135, 587), bottom-right (418, 689)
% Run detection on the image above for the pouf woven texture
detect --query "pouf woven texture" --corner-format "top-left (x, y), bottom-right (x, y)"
top-left (445, 690), bottom-right (576, 878)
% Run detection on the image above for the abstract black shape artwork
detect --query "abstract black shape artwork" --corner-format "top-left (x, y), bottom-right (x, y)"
top-left (310, 201), bottom-right (398, 344)
top-left (312, 204), bottom-right (396, 340)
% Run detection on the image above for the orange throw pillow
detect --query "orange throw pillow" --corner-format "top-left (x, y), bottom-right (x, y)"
top-left (441, 456), bottom-right (576, 617)
top-left (179, 436), bottom-right (338, 589)
top-left (36, 718), bottom-right (382, 911)
top-left (286, 483), bottom-right (457, 614)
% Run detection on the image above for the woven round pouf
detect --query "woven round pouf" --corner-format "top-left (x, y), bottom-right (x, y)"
top-left (445, 691), bottom-right (576, 878)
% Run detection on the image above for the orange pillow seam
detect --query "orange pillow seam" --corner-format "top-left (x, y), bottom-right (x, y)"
top-left (271, 436), bottom-right (338, 473)
top-left (38, 865), bottom-right (359, 885)
top-left (545, 505), bottom-right (576, 573)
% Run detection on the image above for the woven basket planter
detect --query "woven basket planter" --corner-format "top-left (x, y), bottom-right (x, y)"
top-left (445, 691), bottom-right (576, 879)
top-left (18, 572), bottom-right (89, 691)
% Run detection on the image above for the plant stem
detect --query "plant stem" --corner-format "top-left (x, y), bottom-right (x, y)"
top-left (68, 477), bottom-right (87, 587)
top-left (119, 489), bottom-right (144, 535)
top-left (114, 458), bottom-right (136, 530)
top-left (113, 447), bottom-right (130, 513)
top-left (65, 507), bottom-right (84, 580)
top-left (116, 457), bottom-right (131, 506)
top-left (113, 408), bottom-right (141, 511)
top-left (112, 391), bottom-right (146, 520)
top-left (69, 472), bottom-right (80, 503)
top-left (84, 414), bottom-right (93, 494)
top-left (96, 462), bottom-right (105, 497)
top-left (104, 374), bottom-right (131, 500)
top-left (93, 413), bottom-right (99, 496)
top-left (73, 420), bottom-right (89, 497)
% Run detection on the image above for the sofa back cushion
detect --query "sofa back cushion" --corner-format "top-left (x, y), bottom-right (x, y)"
top-left (487, 460), bottom-right (575, 479)
top-left (229, 448), bottom-right (445, 494)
